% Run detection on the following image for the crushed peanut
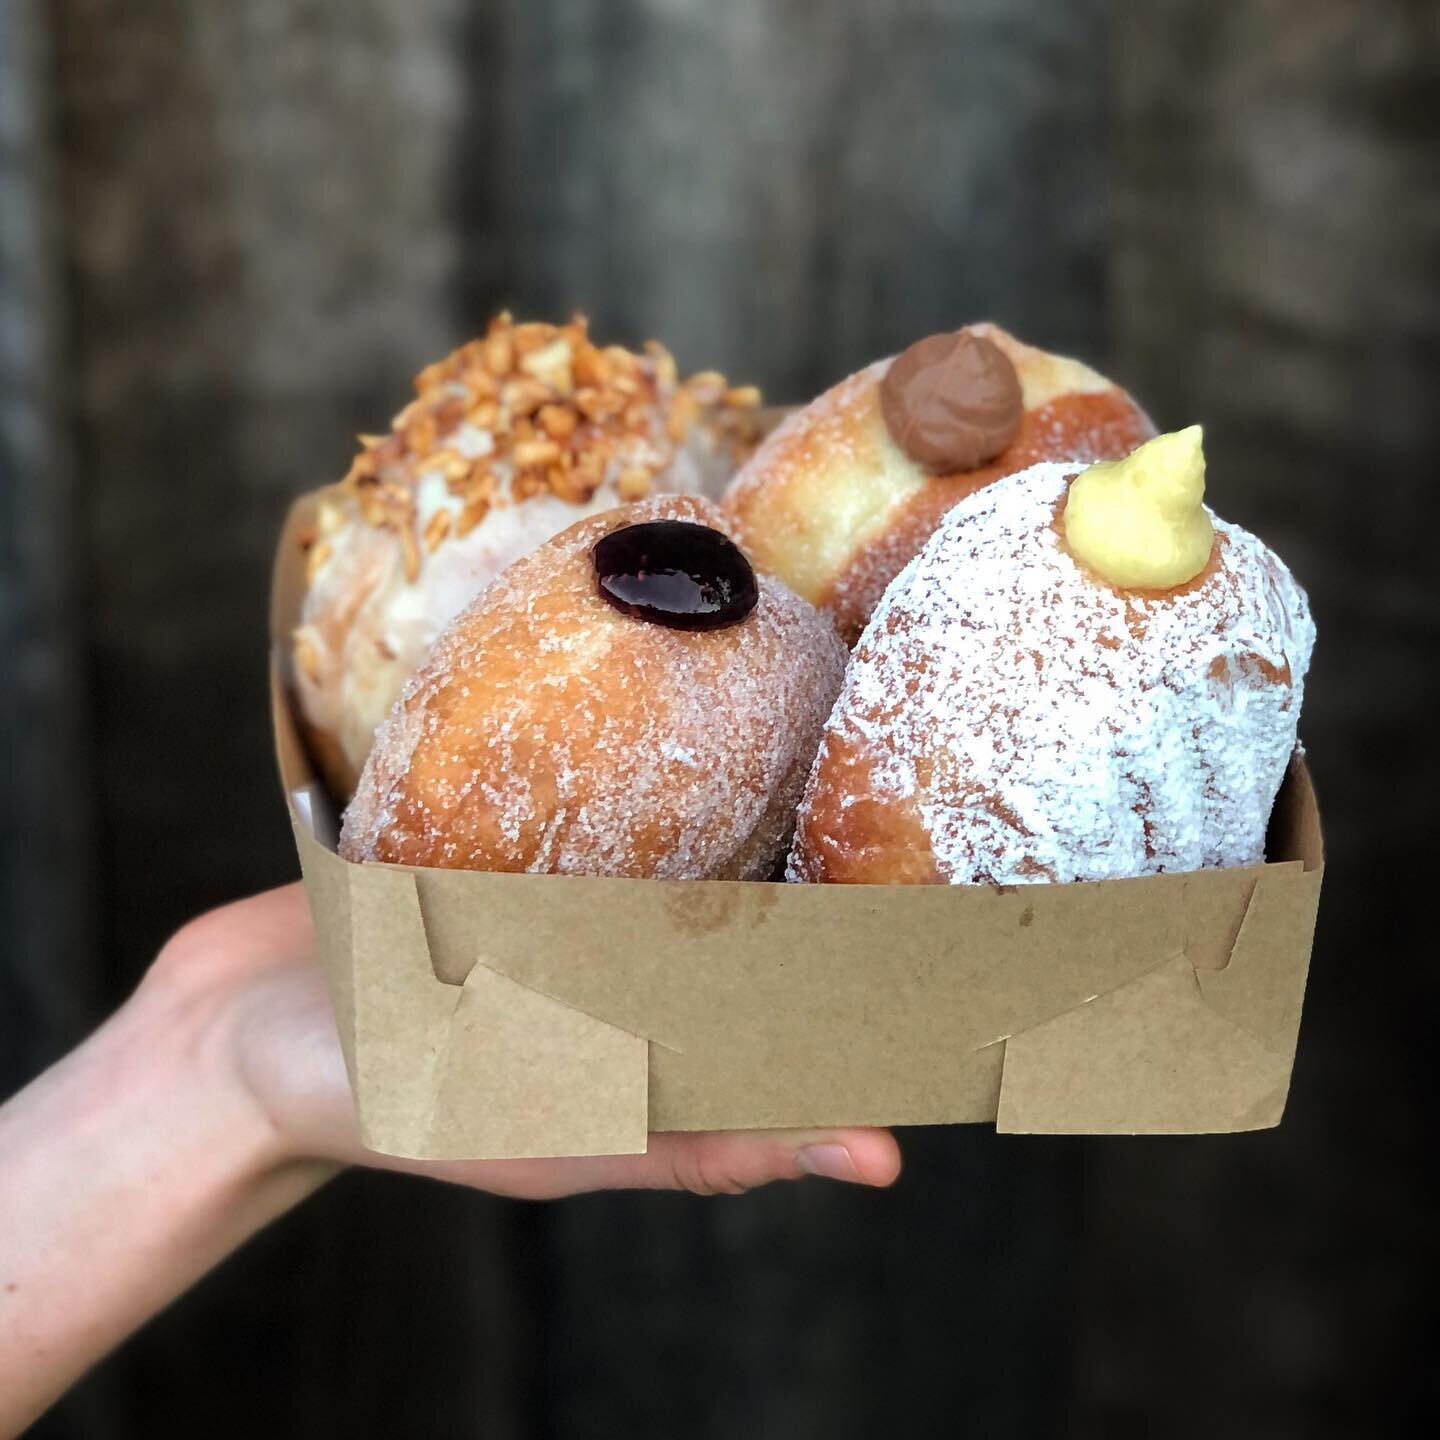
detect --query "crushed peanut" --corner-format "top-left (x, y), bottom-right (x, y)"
top-left (514, 438), bottom-right (562, 468)
top-left (483, 330), bottom-right (513, 376)
top-left (456, 495), bottom-right (491, 536)
top-left (293, 627), bottom-right (323, 684)
top-left (536, 403), bottom-right (578, 440)
top-left (518, 337), bottom-right (575, 393)
top-left (616, 468), bottom-right (653, 501)
top-left (423, 509), bottom-right (453, 553)
top-left (325, 313), bottom-right (762, 582)
top-left (398, 522), bottom-right (421, 583)
top-left (305, 540), bottom-right (333, 584)
top-left (666, 389), bottom-right (700, 443)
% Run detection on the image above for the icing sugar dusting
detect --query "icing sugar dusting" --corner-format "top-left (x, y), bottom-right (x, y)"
top-left (341, 496), bottom-right (848, 879)
top-left (790, 462), bottom-right (1315, 885)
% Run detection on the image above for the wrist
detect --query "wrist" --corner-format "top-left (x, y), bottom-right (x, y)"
top-left (135, 948), bottom-right (349, 1197)
top-left (0, 957), bottom-right (332, 1428)
top-left (127, 955), bottom-right (291, 1177)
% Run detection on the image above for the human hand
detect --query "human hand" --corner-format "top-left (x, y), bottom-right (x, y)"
top-left (152, 883), bottom-right (903, 1197)
top-left (1, 884), bottom-right (899, 1434)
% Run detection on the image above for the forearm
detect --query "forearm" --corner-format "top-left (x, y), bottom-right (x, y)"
top-left (0, 881), bottom-right (901, 1433)
top-left (0, 977), bottom-right (333, 1434)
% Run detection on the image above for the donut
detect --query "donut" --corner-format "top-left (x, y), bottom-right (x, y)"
top-left (789, 429), bottom-right (1315, 885)
top-left (723, 323), bottom-right (1154, 642)
top-left (292, 313), bottom-right (765, 798)
top-left (339, 495), bottom-right (847, 880)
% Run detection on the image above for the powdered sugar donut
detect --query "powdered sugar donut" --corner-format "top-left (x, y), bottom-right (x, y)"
top-left (341, 495), bottom-right (847, 880)
top-left (293, 314), bottom-right (764, 798)
top-left (723, 323), bottom-right (1153, 644)
top-left (789, 448), bottom-right (1314, 885)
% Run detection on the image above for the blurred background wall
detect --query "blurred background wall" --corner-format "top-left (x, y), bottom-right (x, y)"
top-left (2, 1), bottom-right (1435, 1435)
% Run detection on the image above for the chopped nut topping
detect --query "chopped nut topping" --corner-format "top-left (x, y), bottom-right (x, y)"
top-left (576, 386), bottom-right (626, 421)
top-left (423, 509), bottom-right (453, 553)
top-left (292, 627), bottom-right (323, 684)
top-left (511, 469), bottom-right (549, 501)
top-left (456, 494), bottom-right (491, 536)
top-left (519, 337), bottom-right (574, 393)
top-left (536, 403), bottom-right (578, 440)
top-left (514, 438), bottom-right (562, 468)
top-left (399, 521), bottom-right (421, 582)
top-left (511, 321), bottom-right (555, 355)
top-left (616, 468), bottom-right (653, 501)
top-left (684, 370), bottom-right (727, 404)
top-left (574, 345), bottom-right (611, 388)
top-left (403, 410), bottom-right (438, 458)
top-left (501, 378), bottom-right (552, 418)
top-left (331, 312), bottom-right (763, 581)
top-left (645, 340), bottom-right (679, 390)
top-left (305, 540), bottom-right (333, 583)
top-left (549, 462), bottom-right (602, 504)
top-left (428, 448), bottom-right (471, 481)
top-left (666, 389), bottom-right (700, 442)
top-left (483, 330), bottom-right (513, 377)
top-left (316, 499), bottom-right (346, 535)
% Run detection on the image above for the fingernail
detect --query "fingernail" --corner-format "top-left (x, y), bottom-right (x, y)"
top-left (795, 1143), bottom-right (861, 1184)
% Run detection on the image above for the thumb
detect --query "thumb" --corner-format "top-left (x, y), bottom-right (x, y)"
top-left (434, 1127), bottom-right (903, 1200)
top-left (636, 1127), bottom-right (903, 1196)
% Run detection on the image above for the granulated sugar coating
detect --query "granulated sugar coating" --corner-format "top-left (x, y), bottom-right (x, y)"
top-left (341, 495), bottom-right (848, 879)
top-left (789, 462), bottom-right (1315, 886)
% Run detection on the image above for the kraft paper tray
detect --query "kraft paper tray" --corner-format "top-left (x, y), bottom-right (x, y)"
top-left (271, 492), bottom-right (1324, 1160)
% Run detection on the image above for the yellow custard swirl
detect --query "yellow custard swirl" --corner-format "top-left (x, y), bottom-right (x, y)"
top-left (1063, 425), bottom-right (1214, 589)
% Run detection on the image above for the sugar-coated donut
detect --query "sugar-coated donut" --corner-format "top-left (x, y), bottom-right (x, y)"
top-left (340, 495), bottom-right (847, 880)
top-left (723, 323), bottom-right (1154, 642)
top-left (293, 314), bottom-right (765, 798)
top-left (788, 446), bottom-right (1314, 886)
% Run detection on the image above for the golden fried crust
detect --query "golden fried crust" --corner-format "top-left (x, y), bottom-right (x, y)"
top-left (340, 494), bottom-right (848, 879)
top-left (724, 324), bottom-right (1155, 643)
top-left (790, 726), bottom-right (945, 885)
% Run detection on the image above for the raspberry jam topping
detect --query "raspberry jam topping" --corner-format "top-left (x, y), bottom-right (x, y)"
top-left (592, 520), bottom-right (758, 630)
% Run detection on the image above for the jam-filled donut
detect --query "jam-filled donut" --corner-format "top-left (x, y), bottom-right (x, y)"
top-left (789, 428), bottom-right (1315, 885)
top-left (723, 323), bottom-right (1154, 642)
top-left (340, 495), bottom-right (847, 879)
top-left (293, 313), bottom-right (765, 798)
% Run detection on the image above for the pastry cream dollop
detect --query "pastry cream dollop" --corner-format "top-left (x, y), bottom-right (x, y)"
top-left (1063, 425), bottom-right (1214, 589)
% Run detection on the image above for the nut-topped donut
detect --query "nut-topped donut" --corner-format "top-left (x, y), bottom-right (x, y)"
top-left (292, 313), bottom-right (765, 797)
top-left (340, 495), bottom-right (847, 880)
top-left (723, 323), bottom-right (1154, 642)
top-left (789, 429), bottom-right (1315, 886)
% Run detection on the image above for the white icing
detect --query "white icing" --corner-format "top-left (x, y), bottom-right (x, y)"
top-left (790, 461), bottom-right (1315, 884)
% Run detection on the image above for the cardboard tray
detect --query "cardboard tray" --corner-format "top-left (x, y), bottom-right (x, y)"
top-left (272, 491), bottom-right (1324, 1159)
